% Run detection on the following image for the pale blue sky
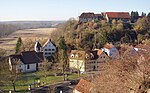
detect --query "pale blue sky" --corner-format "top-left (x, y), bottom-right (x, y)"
top-left (0, 0), bottom-right (149, 21)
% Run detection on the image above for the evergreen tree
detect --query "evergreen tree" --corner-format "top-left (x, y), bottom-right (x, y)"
top-left (147, 12), bottom-right (150, 22)
top-left (58, 37), bottom-right (68, 80)
top-left (15, 37), bottom-right (22, 54)
top-left (141, 12), bottom-right (146, 16)
top-left (131, 11), bottom-right (139, 23)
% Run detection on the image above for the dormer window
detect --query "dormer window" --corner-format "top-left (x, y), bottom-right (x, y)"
top-left (86, 54), bottom-right (89, 59)
top-left (75, 54), bottom-right (78, 58)
top-left (71, 54), bottom-right (74, 58)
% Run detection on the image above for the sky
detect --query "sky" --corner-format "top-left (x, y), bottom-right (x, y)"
top-left (0, 0), bottom-right (149, 21)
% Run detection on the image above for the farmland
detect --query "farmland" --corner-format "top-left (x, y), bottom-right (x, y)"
top-left (0, 28), bottom-right (56, 54)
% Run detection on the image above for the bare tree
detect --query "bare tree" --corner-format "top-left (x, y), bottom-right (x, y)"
top-left (42, 59), bottom-right (52, 84)
top-left (92, 52), bottom-right (150, 93)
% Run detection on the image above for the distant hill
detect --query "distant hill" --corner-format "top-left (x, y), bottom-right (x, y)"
top-left (0, 21), bottom-right (65, 28)
top-left (0, 21), bottom-right (65, 37)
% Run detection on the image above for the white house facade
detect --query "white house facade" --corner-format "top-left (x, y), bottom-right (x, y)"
top-left (9, 51), bottom-right (44, 73)
top-left (34, 39), bottom-right (57, 58)
top-left (42, 39), bottom-right (56, 57)
top-left (69, 50), bottom-right (109, 73)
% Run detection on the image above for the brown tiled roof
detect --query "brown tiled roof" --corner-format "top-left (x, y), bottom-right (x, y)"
top-left (70, 50), bottom-right (86, 60)
top-left (79, 12), bottom-right (95, 18)
top-left (105, 12), bottom-right (130, 19)
top-left (75, 79), bottom-right (94, 93)
top-left (69, 50), bottom-right (99, 60)
top-left (135, 44), bottom-right (150, 52)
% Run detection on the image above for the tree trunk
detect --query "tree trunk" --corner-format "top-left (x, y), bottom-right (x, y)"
top-left (12, 82), bottom-right (16, 92)
top-left (45, 75), bottom-right (47, 84)
top-left (78, 70), bottom-right (80, 77)
top-left (62, 65), bottom-right (65, 81)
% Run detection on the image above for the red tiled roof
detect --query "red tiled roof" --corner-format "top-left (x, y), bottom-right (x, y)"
top-left (75, 79), bottom-right (94, 93)
top-left (105, 12), bottom-right (130, 19)
top-left (97, 49), bottom-right (103, 56)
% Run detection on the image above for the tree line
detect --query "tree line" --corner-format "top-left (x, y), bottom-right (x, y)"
top-left (51, 15), bottom-right (150, 51)
top-left (0, 21), bottom-right (62, 37)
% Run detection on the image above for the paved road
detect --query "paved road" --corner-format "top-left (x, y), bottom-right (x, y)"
top-left (29, 81), bottom-right (76, 93)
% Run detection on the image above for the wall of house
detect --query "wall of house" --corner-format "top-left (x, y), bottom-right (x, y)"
top-left (79, 18), bottom-right (94, 22)
top-left (85, 60), bottom-right (98, 71)
top-left (109, 48), bottom-right (119, 59)
top-left (16, 63), bottom-right (37, 73)
top-left (25, 64), bottom-right (37, 72)
top-left (16, 63), bottom-right (43, 73)
top-left (43, 42), bottom-right (56, 57)
top-left (69, 59), bottom-right (85, 72)
top-left (104, 47), bottom-right (119, 59)
top-left (97, 53), bottom-right (109, 71)
top-left (73, 89), bottom-right (81, 93)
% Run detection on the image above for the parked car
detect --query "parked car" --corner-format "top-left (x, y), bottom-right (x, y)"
top-left (69, 79), bottom-right (80, 85)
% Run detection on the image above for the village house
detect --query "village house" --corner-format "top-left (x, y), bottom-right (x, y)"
top-left (102, 12), bottom-right (130, 23)
top-left (79, 12), bottom-right (102, 22)
top-left (73, 79), bottom-right (94, 93)
top-left (94, 14), bottom-right (103, 21)
top-left (69, 49), bottom-right (109, 73)
top-left (103, 43), bottom-right (119, 59)
top-left (34, 39), bottom-right (56, 58)
top-left (79, 12), bottom-right (95, 22)
top-left (96, 49), bottom-right (110, 71)
top-left (9, 51), bottom-right (44, 73)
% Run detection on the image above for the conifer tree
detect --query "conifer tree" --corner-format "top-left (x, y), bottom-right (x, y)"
top-left (15, 37), bottom-right (22, 54)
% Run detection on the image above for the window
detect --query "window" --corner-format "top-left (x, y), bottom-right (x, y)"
top-left (52, 49), bottom-right (55, 51)
top-left (49, 49), bottom-right (51, 51)
top-left (45, 53), bottom-right (48, 55)
top-left (27, 64), bottom-right (30, 69)
top-left (45, 49), bottom-right (47, 51)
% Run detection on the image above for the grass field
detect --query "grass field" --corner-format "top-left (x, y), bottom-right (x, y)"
top-left (0, 28), bottom-right (56, 52)
top-left (1, 70), bottom-right (84, 92)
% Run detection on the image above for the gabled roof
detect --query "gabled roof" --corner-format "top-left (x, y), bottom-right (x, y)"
top-left (21, 51), bottom-right (43, 64)
top-left (105, 12), bottom-right (130, 19)
top-left (75, 79), bottom-right (94, 93)
top-left (79, 12), bottom-right (95, 18)
top-left (35, 41), bottom-right (42, 50)
top-left (70, 50), bottom-right (86, 60)
top-left (10, 51), bottom-right (44, 64)
top-left (69, 50), bottom-right (99, 60)
top-left (43, 39), bottom-right (56, 48)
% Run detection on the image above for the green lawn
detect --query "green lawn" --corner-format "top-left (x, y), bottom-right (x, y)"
top-left (1, 71), bottom-right (85, 92)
